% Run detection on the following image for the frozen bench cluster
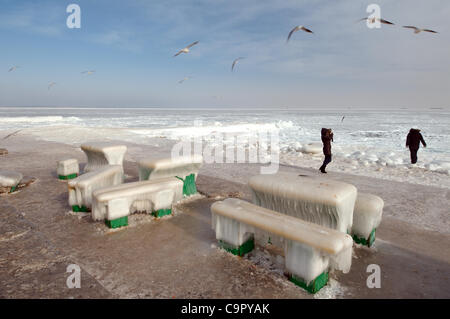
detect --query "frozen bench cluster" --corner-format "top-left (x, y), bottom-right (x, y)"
top-left (211, 173), bottom-right (384, 293)
top-left (59, 143), bottom-right (203, 229)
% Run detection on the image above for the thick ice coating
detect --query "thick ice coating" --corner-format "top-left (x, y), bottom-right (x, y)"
top-left (302, 143), bottom-right (322, 154)
top-left (91, 177), bottom-right (183, 221)
top-left (68, 165), bottom-right (123, 209)
top-left (81, 143), bottom-right (127, 173)
top-left (0, 170), bottom-right (23, 187)
top-left (57, 159), bottom-right (79, 176)
top-left (249, 173), bottom-right (357, 234)
top-left (211, 198), bottom-right (353, 284)
top-left (352, 193), bottom-right (384, 239)
top-left (138, 155), bottom-right (203, 181)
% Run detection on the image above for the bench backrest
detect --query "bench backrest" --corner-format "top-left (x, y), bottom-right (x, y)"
top-left (138, 155), bottom-right (203, 180)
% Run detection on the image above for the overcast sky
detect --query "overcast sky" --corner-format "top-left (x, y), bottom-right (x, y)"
top-left (0, 0), bottom-right (449, 109)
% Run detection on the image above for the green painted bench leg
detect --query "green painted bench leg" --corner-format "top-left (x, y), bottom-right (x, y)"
top-left (58, 173), bottom-right (78, 180)
top-left (175, 174), bottom-right (197, 196)
top-left (352, 228), bottom-right (376, 247)
top-left (105, 216), bottom-right (128, 229)
top-left (72, 205), bottom-right (89, 213)
top-left (218, 237), bottom-right (255, 257)
top-left (152, 209), bottom-right (172, 218)
top-left (289, 272), bottom-right (329, 294)
top-left (9, 185), bottom-right (18, 193)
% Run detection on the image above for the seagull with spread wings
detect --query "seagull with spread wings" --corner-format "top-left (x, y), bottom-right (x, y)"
top-left (173, 41), bottom-right (199, 57)
top-left (48, 82), bottom-right (56, 90)
top-left (81, 70), bottom-right (96, 75)
top-left (287, 26), bottom-right (313, 42)
top-left (178, 76), bottom-right (192, 84)
top-left (231, 57), bottom-right (245, 72)
top-left (402, 26), bottom-right (438, 34)
top-left (358, 17), bottom-right (395, 25)
top-left (8, 66), bottom-right (20, 72)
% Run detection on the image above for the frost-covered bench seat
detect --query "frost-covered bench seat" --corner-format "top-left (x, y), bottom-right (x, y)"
top-left (0, 170), bottom-right (23, 193)
top-left (68, 165), bottom-right (123, 212)
top-left (57, 159), bottom-right (79, 180)
top-left (352, 193), bottom-right (384, 247)
top-left (138, 155), bottom-right (203, 196)
top-left (91, 177), bottom-right (183, 228)
top-left (211, 198), bottom-right (353, 293)
top-left (81, 143), bottom-right (127, 173)
top-left (249, 174), bottom-right (357, 234)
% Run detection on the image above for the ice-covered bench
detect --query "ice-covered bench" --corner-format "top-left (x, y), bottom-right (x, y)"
top-left (249, 174), bottom-right (357, 234)
top-left (0, 170), bottom-right (23, 193)
top-left (57, 159), bottom-right (79, 180)
top-left (211, 198), bottom-right (353, 293)
top-left (138, 155), bottom-right (203, 196)
top-left (81, 143), bottom-right (127, 173)
top-left (352, 193), bottom-right (384, 247)
top-left (91, 177), bottom-right (183, 228)
top-left (68, 165), bottom-right (123, 212)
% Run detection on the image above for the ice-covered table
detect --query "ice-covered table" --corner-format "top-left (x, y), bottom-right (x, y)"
top-left (138, 155), bottom-right (203, 196)
top-left (80, 143), bottom-right (127, 173)
top-left (249, 173), bottom-right (357, 234)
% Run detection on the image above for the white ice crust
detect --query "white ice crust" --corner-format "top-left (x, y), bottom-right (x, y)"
top-left (211, 198), bottom-right (353, 284)
top-left (91, 177), bottom-right (183, 221)
top-left (138, 155), bottom-right (203, 181)
top-left (249, 173), bottom-right (357, 234)
top-left (352, 193), bottom-right (384, 238)
top-left (0, 170), bottom-right (23, 187)
top-left (57, 159), bottom-right (79, 176)
top-left (81, 143), bottom-right (127, 173)
top-left (302, 143), bottom-right (323, 154)
top-left (68, 165), bottom-right (123, 209)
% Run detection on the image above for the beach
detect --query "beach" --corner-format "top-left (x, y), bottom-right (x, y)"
top-left (1, 132), bottom-right (449, 298)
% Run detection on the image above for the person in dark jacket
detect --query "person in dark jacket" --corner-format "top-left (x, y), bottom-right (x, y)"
top-left (406, 128), bottom-right (427, 164)
top-left (319, 128), bottom-right (333, 173)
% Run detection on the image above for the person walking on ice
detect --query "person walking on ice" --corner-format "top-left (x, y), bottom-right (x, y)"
top-left (406, 128), bottom-right (427, 164)
top-left (319, 128), bottom-right (333, 173)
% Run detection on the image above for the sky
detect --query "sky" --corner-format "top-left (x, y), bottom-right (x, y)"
top-left (0, 0), bottom-right (449, 109)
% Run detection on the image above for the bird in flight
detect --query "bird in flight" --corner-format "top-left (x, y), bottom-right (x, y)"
top-left (174, 41), bottom-right (199, 57)
top-left (402, 26), bottom-right (438, 34)
top-left (81, 70), bottom-right (96, 75)
top-left (287, 26), bottom-right (313, 42)
top-left (48, 82), bottom-right (56, 90)
top-left (358, 17), bottom-right (395, 25)
top-left (8, 66), bottom-right (20, 72)
top-left (178, 76), bottom-right (191, 84)
top-left (341, 116), bottom-right (345, 123)
top-left (231, 57), bottom-right (245, 72)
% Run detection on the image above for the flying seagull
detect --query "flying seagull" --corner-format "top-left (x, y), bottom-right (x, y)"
top-left (358, 17), bottom-right (395, 25)
top-left (287, 26), bottom-right (313, 42)
top-left (173, 41), bottom-right (199, 57)
top-left (2, 130), bottom-right (22, 140)
top-left (81, 70), bottom-right (96, 75)
top-left (341, 116), bottom-right (345, 123)
top-left (231, 57), bottom-right (245, 72)
top-left (8, 66), bottom-right (20, 72)
top-left (402, 26), bottom-right (438, 34)
top-left (48, 82), bottom-right (56, 90)
top-left (178, 76), bottom-right (191, 84)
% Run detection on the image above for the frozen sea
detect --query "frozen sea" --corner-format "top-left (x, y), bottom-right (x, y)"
top-left (1, 107), bottom-right (449, 186)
